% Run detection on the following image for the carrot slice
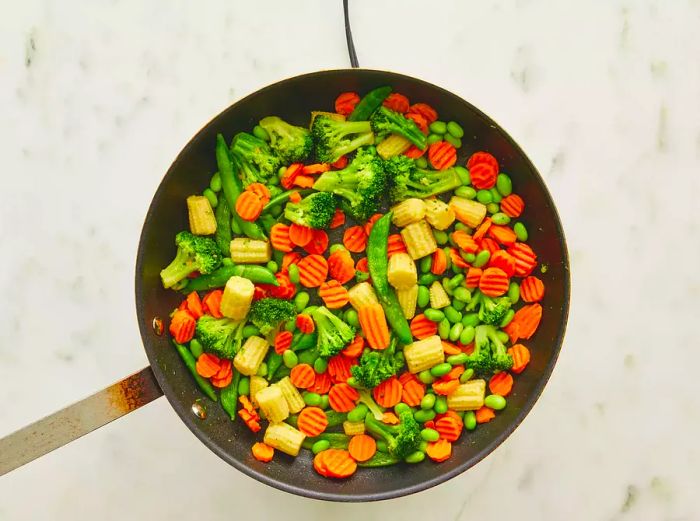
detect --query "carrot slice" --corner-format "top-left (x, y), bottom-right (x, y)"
top-left (467, 151), bottom-right (499, 172)
top-left (441, 341), bottom-right (462, 356)
top-left (401, 378), bottom-right (426, 407)
top-left (297, 254), bottom-right (328, 288)
top-left (327, 355), bottom-right (354, 383)
top-left (235, 191), bottom-right (264, 221)
top-left (479, 267), bottom-right (510, 297)
top-left (373, 376), bottom-right (402, 408)
top-left (289, 223), bottom-right (314, 247)
top-left (341, 335), bottom-right (365, 358)
top-left (308, 371), bottom-right (332, 395)
top-left (211, 371), bottom-right (233, 388)
top-left (405, 112), bottom-right (428, 134)
top-left (302, 163), bottom-right (331, 175)
top-left (274, 330), bottom-right (293, 354)
top-left (475, 406), bottom-right (496, 424)
top-left (288, 191), bottom-right (302, 203)
top-left (489, 371), bottom-right (514, 396)
top-left (343, 225), bottom-right (368, 253)
top-left (290, 364), bottom-right (316, 389)
top-left (507, 344), bottom-right (531, 374)
top-left (292, 174), bottom-right (315, 188)
top-left (358, 303), bottom-right (391, 349)
top-left (202, 289), bottom-right (224, 318)
top-left (432, 379), bottom-right (460, 396)
top-left (185, 292), bottom-right (204, 319)
top-left (467, 152), bottom-right (499, 190)
top-left (282, 252), bottom-right (303, 271)
top-left (428, 141), bottom-right (457, 170)
top-left (319, 280), bottom-right (350, 309)
top-left (296, 313), bottom-right (315, 334)
top-left (478, 237), bottom-right (501, 255)
top-left (431, 248), bottom-right (447, 275)
top-left (252, 442), bottom-right (274, 462)
top-left (270, 223), bottom-right (294, 253)
top-left (304, 229), bottom-right (329, 255)
top-left (328, 383), bottom-right (359, 412)
top-left (435, 416), bottom-right (462, 442)
top-left (331, 156), bottom-right (348, 169)
top-left (473, 218), bottom-right (492, 241)
top-left (281, 163), bottom-right (304, 189)
top-left (382, 412), bottom-right (400, 425)
top-left (426, 439), bottom-right (452, 462)
top-left (441, 365), bottom-right (465, 381)
top-left (520, 276), bottom-right (545, 303)
top-left (387, 234), bottom-right (408, 256)
top-left (328, 249), bottom-right (355, 284)
top-left (313, 451), bottom-right (330, 477)
top-left (382, 93), bottom-right (410, 113)
top-left (451, 230), bottom-right (479, 254)
top-left (195, 353), bottom-right (220, 378)
top-left (329, 208), bottom-right (345, 229)
top-left (335, 92), bottom-right (360, 116)
top-left (488, 225), bottom-right (517, 247)
top-left (348, 434), bottom-right (377, 462)
top-left (464, 267), bottom-right (482, 289)
top-left (488, 250), bottom-right (516, 277)
top-left (506, 303), bottom-right (542, 342)
top-left (507, 242), bottom-right (538, 277)
top-left (408, 103), bottom-right (438, 124)
top-left (267, 271), bottom-right (296, 299)
top-left (500, 194), bottom-right (525, 218)
top-left (363, 213), bottom-right (383, 237)
top-left (410, 314), bottom-right (438, 340)
top-left (214, 359), bottom-right (232, 380)
top-left (297, 406), bottom-right (328, 437)
top-left (403, 145), bottom-right (426, 159)
top-left (246, 183), bottom-right (271, 205)
top-left (319, 449), bottom-right (357, 478)
top-left (449, 247), bottom-right (469, 269)
top-left (169, 310), bottom-right (196, 343)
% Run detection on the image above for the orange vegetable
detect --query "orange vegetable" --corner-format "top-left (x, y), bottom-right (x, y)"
top-left (408, 103), bottom-right (438, 124)
top-left (328, 383), bottom-right (359, 412)
top-left (328, 249), bottom-right (355, 284)
top-left (479, 267), bottom-right (509, 297)
top-left (467, 151), bottom-right (499, 171)
top-left (335, 92), bottom-right (360, 116)
top-left (331, 156), bottom-right (348, 169)
top-left (214, 359), bottom-right (232, 380)
top-left (348, 434), bottom-right (377, 462)
top-left (282, 252), bottom-right (303, 271)
top-left (289, 223), bottom-right (314, 247)
top-left (185, 292), bottom-right (204, 319)
top-left (431, 248), bottom-right (447, 275)
top-left (373, 376), bottom-right (402, 408)
top-left (488, 250), bottom-right (516, 277)
top-left (297, 406), bottom-right (328, 437)
top-left (507, 242), bottom-right (538, 277)
top-left (441, 341), bottom-right (462, 356)
top-left (341, 335), bottom-right (365, 358)
top-left (288, 191), bottom-right (302, 204)
top-left (475, 406), bottom-right (496, 424)
top-left (449, 247), bottom-right (469, 269)
top-left (280, 163), bottom-right (304, 189)
top-left (507, 344), bottom-right (531, 374)
top-left (488, 225), bottom-right (517, 247)
top-left (267, 271), bottom-right (296, 299)
top-left (441, 365), bottom-right (465, 381)
top-left (405, 112), bottom-right (428, 134)
top-left (304, 229), bottom-right (329, 255)
top-left (343, 225), bottom-right (368, 253)
top-left (329, 208), bottom-right (345, 229)
top-left (503, 303), bottom-right (542, 343)
top-left (382, 93), bottom-right (410, 113)
top-left (467, 151), bottom-right (499, 190)
top-left (246, 183), bottom-right (271, 205)
top-left (292, 174), bottom-right (315, 188)
top-left (500, 194), bottom-right (525, 218)
top-left (520, 276), bottom-right (545, 303)
top-left (435, 416), bottom-right (462, 442)
top-left (465, 267), bottom-right (483, 289)
top-left (274, 330), bottom-right (294, 354)
top-left (428, 141), bottom-right (457, 170)
top-left (478, 237), bottom-right (501, 255)
top-left (410, 314), bottom-right (438, 340)
top-left (400, 378), bottom-right (426, 407)
top-left (235, 190), bottom-right (264, 221)
top-left (296, 313), bottom-right (315, 334)
top-left (251, 442), bottom-right (274, 462)
top-left (473, 218), bottom-right (492, 241)
top-left (297, 254), bottom-right (328, 288)
top-left (432, 379), bottom-right (460, 396)
top-left (319, 280), bottom-right (350, 309)
top-left (363, 213), bottom-right (382, 237)
top-left (211, 372), bottom-right (232, 388)
top-left (489, 372), bottom-right (514, 396)
top-left (382, 412), bottom-right (400, 425)
top-left (327, 355), bottom-right (354, 383)
top-left (358, 303), bottom-right (391, 350)
top-left (403, 145), bottom-right (426, 159)
top-left (202, 289), bottom-right (224, 318)
top-left (290, 363), bottom-right (316, 389)
top-left (270, 223), bottom-right (294, 253)
top-left (387, 234), bottom-right (408, 256)
top-left (308, 371), bottom-right (332, 395)
top-left (426, 439), bottom-right (452, 462)
top-left (314, 449), bottom-right (357, 478)
top-left (238, 396), bottom-right (262, 433)
top-left (451, 230), bottom-right (479, 253)
top-left (195, 353), bottom-right (220, 378)
top-left (355, 257), bottom-right (369, 274)
top-left (169, 309), bottom-right (196, 344)
top-left (302, 163), bottom-right (330, 175)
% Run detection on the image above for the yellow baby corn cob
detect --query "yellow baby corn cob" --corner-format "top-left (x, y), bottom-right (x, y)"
top-left (396, 285), bottom-right (418, 320)
top-left (249, 375), bottom-right (269, 408)
top-left (220, 276), bottom-right (254, 320)
top-left (343, 421), bottom-right (366, 436)
top-left (275, 376), bottom-right (305, 414)
top-left (401, 220), bottom-right (437, 260)
top-left (186, 195), bottom-right (217, 236)
top-left (391, 198), bottom-right (427, 227)
top-left (403, 335), bottom-right (445, 373)
top-left (229, 238), bottom-right (271, 264)
top-left (446, 380), bottom-right (486, 411)
top-left (449, 196), bottom-right (487, 228)
top-left (233, 335), bottom-right (269, 376)
top-left (264, 422), bottom-right (306, 457)
top-left (348, 282), bottom-right (379, 310)
top-left (424, 198), bottom-right (455, 230)
top-left (376, 134), bottom-right (411, 159)
top-left (255, 385), bottom-right (290, 423)
top-left (387, 252), bottom-right (418, 290)
top-left (429, 281), bottom-right (451, 309)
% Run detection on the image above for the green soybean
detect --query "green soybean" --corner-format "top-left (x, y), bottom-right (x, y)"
top-left (507, 282), bottom-right (520, 304)
top-left (485, 394), bottom-right (507, 410)
top-left (434, 396), bottom-right (448, 414)
top-left (460, 368), bottom-right (475, 384)
top-left (329, 244), bottom-right (346, 254)
top-left (266, 260), bottom-right (278, 273)
top-left (345, 309), bottom-right (360, 328)
top-left (449, 273), bottom-right (465, 288)
top-left (444, 134), bottom-right (461, 149)
top-left (283, 350), bottom-right (298, 368)
top-left (417, 286), bottom-right (430, 308)
top-left (489, 188), bottom-right (502, 203)
top-left (463, 252), bottom-right (476, 264)
top-left (453, 287), bottom-right (471, 303)
top-left (496, 173), bottom-right (512, 196)
top-left (418, 370), bottom-right (435, 385)
top-left (492, 212), bottom-right (511, 225)
top-left (209, 172), bottom-right (222, 192)
top-left (304, 392), bottom-right (322, 407)
top-left (438, 318), bottom-right (451, 339)
top-left (319, 395), bottom-right (330, 409)
top-left (455, 186), bottom-right (475, 199)
top-left (242, 324), bottom-right (260, 338)
top-left (447, 121), bottom-right (464, 138)
top-left (347, 403), bottom-right (369, 423)
top-left (288, 263), bottom-right (300, 284)
top-left (415, 156), bottom-right (428, 169)
top-left (420, 393), bottom-right (436, 410)
top-left (312, 439), bottom-right (331, 454)
top-left (294, 291), bottom-right (310, 313)
top-left (448, 322), bottom-right (464, 342)
top-left (427, 133), bottom-right (442, 145)
top-left (256, 362), bottom-right (268, 377)
top-left (394, 403), bottom-right (411, 416)
top-left (473, 250), bottom-right (491, 268)
top-left (444, 306), bottom-right (462, 324)
top-left (237, 376), bottom-right (250, 396)
top-left (203, 188), bottom-right (218, 208)
top-left (447, 353), bottom-right (469, 365)
top-left (414, 409), bottom-right (436, 423)
top-left (430, 363), bottom-right (452, 378)
top-left (405, 451), bottom-right (426, 463)
top-left (433, 230), bottom-right (448, 245)
top-left (452, 299), bottom-right (466, 311)
top-left (314, 357), bottom-right (328, 374)
top-left (418, 273), bottom-right (437, 285)
top-left (424, 308), bottom-right (445, 323)
top-left (500, 309), bottom-right (515, 327)
top-left (421, 428), bottom-right (440, 442)
top-left (429, 121), bottom-right (447, 134)
top-left (464, 411), bottom-right (477, 430)
top-left (459, 325), bottom-right (475, 345)
top-left (420, 256), bottom-right (433, 273)
top-left (514, 222), bottom-right (528, 242)
top-left (454, 222), bottom-right (469, 233)
top-left (252, 125), bottom-right (269, 141)
top-left (462, 313), bottom-right (480, 327)
top-left (476, 189), bottom-right (493, 204)
top-left (454, 166), bottom-right (471, 185)
top-left (487, 202), bottom-right (500, 215)
top-left (496, 331), bottom-right (510, 344)
top-left (442, 278), bottom-right (454, 296)
top-left (189, 339), bottom-right (204, 358)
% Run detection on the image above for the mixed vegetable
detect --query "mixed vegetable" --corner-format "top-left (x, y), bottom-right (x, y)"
top-left (162, 86), bottom-right (545, 478)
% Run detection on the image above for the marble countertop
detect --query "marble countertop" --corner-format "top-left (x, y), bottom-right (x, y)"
top-left (1, 1), bottom-right (699, 519)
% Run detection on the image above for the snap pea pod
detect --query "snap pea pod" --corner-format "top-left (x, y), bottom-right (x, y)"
top-left (325, 411), bottom-right (348, 428)
top-left (357, 452), bottom-right (401, 467)
top-left (215, 134), bottom-right (266, 240)
top-left (367, 212), bottom-right (412, 344)
top-left (173, 341), bottom-right (217, 401)
top-left (262, 189), bottom-right (313, 213)
top-left (220, 371), bottom-right (241, 420)
top-left (302, 433), bottom-right (351, 450)
top-left (348, 86), bottom-right (392, 121)
top-left (291, 332), bottom-right (318, 351)
top-left (183, 264), bottom-right (278, 291)
top-left (259, 213), bottom-right (277, 235)
top-left (267, 352), bottom-right (283, 380)
top-left (214, 197), bottom-right (232, 256)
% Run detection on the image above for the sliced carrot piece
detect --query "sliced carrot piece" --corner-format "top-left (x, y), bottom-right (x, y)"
top-left (281, 163), bottom-right (304, 190)
top-left (507, 344), bottom-right (531, 374)
top-left (478, 237), bottom-right (501, 255)
top-left (358, 303), bottom-right (390, 349)
top-left (405, 112), bottom-right (428, 134)
top-left (426, 439), bottom-right (452, 462)
top-left (302, 163), bottom-right (331, 175)
top-left (475, 406), bottom-right (496, 424)
top-left (469, 162), bottom-right (497, 190)
top-left (348, 434), bottom-right (377, 462)
top-left (343, 225), bottom-right (368, 253)
top-left (479, 267), bottom-right (510, 297)
top-left (304, 229), bottom-right (329, 255)
top-left (202, 289), bottom-right (223, 318)
top-left (341, 335), bottom-right (365, 358)
top-left (274, 330), bottom-right (293, 354)
top-left (297, 254), bottom-right (328, 288)
top-left (185, 292), bottom-right (204, 319)
top-left (507, 242), bottom-right (538, 277)
top-left (520, 276), bottom-right (545, 303)
top-left (235, 191), bottom-right (264, 221)
top-left (449, 247), bottom-right (469, 269)
top-left (489, 371), bottom-right (514, 396)
top-left (290, 363), bottom-right (316, 389)
top-left (292, 174), bottom-right (315, 188)
top-left (472, 218), bottom-right (492, 241)
top-left (327, 354), bottom-right (354, 383)
top-left (373, 376), bottom-right (402, 408)
top-left (403, 145), bottom-right (426, 159)
top-left (401, 378), bottom-right (426, 407)
top-left (328, 249), bottom-right (355, 285)
top-left (363, 213), bottom-right (383, 237)
top-left (500, 194), bottom-right (525, 218)
top-left (297, 406), bottom-right (328, 437)
top-left (289, 223), bottom-right (314, 247)
top-left (169, 309), bottom-right (196, 344)
top-left (441, 341), bottom-right (462, 356)
top-left (296, 313), bottom-right (315, 334)
top-left (432, 379), bottom-right (460, 396)
top-left (252, 442), bottom-right (274, 462)
top-left (331, 156), bottom-right (348, 169)
top-left (270, 223), bottom-right (294, 253)
top-left (282, 252), bottom-right (303, 271)
top-left (308, 370), bottom-right (332, 395)
top-left (335, 92), bottom-right (360, 116)
top-left (288, 191), bottom-right (302, 203)
top-left (410, 314), bottom-right (438, 340)
top-left (408, 103), bottom-right (438, 124)
top-left (328, 383), bottom-right (359, 412)
top-left (319, 280), bottom-right (350, 309)
top-left (320, 449), bottom-right (357, 478)
top-left (431, 248), bottom-right (447, 275)
top-left (387, 234), bottom-right (408, 256)
top-left (428, 141), bottom-right (457, 170)
top-left (211, 371), bottom-right (233, 388)
top-left (452, 230), bottom-right (479, 253)
top-left (329, 208), bottom-right (345, 229)
top-left (435, 416), bottom-right (462, 442)
top-left (467, 151), bottom-right (499, 172)
top-left (195, 353), bottom-right (220, 378)
top-left (382, 93), bottom-right (410, 113)
top-left (488, 250), bottom-right (516, 277)
top-left (382, 412), bottom-right (400, 425)
top-left (246, 183), bottom-right (271, 205)
top-left (488, 225), bottom-right (517, 247)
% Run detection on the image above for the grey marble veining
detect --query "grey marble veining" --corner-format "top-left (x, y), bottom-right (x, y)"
top-left (1, 1), bottom-right (699, 520)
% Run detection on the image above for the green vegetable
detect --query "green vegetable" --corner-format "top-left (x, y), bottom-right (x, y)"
top-left (302, 432), bottom-right (350, 450)
top-left (357, 452), bottom-right (401, 467)
top-left (460, 326), bottom-right (475, 345)
top-left (430, 362), bottom-right (452, 378)
top-left (348, 86), bottom-right (391, 121)
top-left (351, 337), bottom-right (404, 389)
top-left (313, 357), bottom-right (328, 374)
top-left (293, 290), bottom-right (309, 313)
top-left (472, 250), bottom-right (491, 268)
top-left (210, 172), bottom-right (222, 192)
top-left (434, 396), bottom-right (448, 414)
top-left (229, 132), bottom-right (280, 187)
top-left (443, 134), bottom-right (461, 148)
top-left (394, 403), bottom-right (411, 415)
top-left (311, 114), bottom-right (374, 164)
top-left (460, 368), bottom-right (475, 383)
top-left (427, 133), bottom-right (442, 145)
top-left (195, 316), bottom-right (245, 358)
top-left (447, 121), bottom-right (464, 138)
top-left (283, 349), bottom-right (298, 368)
top-left (420, 393), bottom-right (436, 410)
top-left (237, 376), bottom-right (250, 396)
top-left (417, 285), bottom-right (430, 308)
top-left (464, 411), bottom-right (477, 430)
top-left (485, 394), bottom-right (507, 410)
top-left (500, 309), bottom-right (515, 328)
top-left (249, 298), bottom-right (296, 336)
top-left (173, 341), bottom-right (217, 401)
top-left (184, 264), bottom-right (278, 292)
top-left (160, 231), bottom-right (222, 289)
top-left (384, 155), bottom-right (462, 203)
top-left (415, 156), bottom-right (428, 168)
top-left (404, 451), bottom-right (425, 464)
top-left (256, 362), bottom-right (268, 377)
top-left (259, 116), bottom-right (313, 163)
top-left (220, 371), bottom-right (241, 420)
top-left (507, 282), bottom-right (520, 304)
top-left (492, 212), bottom-right (511, 225)
top-left (365, 410), bottom-right (421, 459)
top-left (487, 202), bottom-right (500, 214)
top-left (424, 308), bottom-right (445, 323)
top-left (202, 188), bottom-right (218, 208)
top-left (213, 198), bottom-right (232, 256)
top-left (453, 287), bottom-right (471, 303)
top-left (370, 106), bottom-right (427, 150)
top-left (284, 192), bottom-right (336, 229)
top-left (357, 388), bottom-right (385, 420)
top-left (304, 392), bottom-right (321, 407)
top-left (311, 306), bottom-right (355, 357)
top-left (448, 323), bottom-right (464, 342)
top-left (325, 411), bottom-right (348, 428)
top-left (344, 309), bottom-right (359, 328)
top-left (419, 273), bottom-right (437, 285)
top-left (476, 294), bottom-right (512, 325)
top-left (514, 221), bottom-right (528, 242)
top-left (291, 332), bottom-right (317, 352)
top-left (433, 230), bottom-right (448, 245)
top-left (319, 394), bottom-right (330, 410)
top-left (476, 189), bottom-right (493, 204)
top-left (454, 166), bottom-right (471, 185)
top-left (496, 173), bottom-right (512, 196)
top-left (466, 324), bottom-right (514, 377)
top-left (438, 318), bottom-right (450, 339)
top-left (413, 409), bottom-right (435, 423)
top-left (189, 339), bottom-right (204, 358)
top-left (420, 256), bottom-right (432, 273)
top-left (347, 403), bottom-right (369, 423)
top-left (262, 188), bottom-right (312, 214)
top-left (311, 440), bottom-right (330, 454)
top-left (252, 124), bottom-right (270, 141)
top-left (429, 121), bottom-right (447, 134)
top-left (447, 353), bottom-right (468, 365)
top-left (418, 370), bottom-right (435, 385)
top-left (489, 187), bottom-right (502, 203)
top-left (444, 306), bottom-right (462, 324)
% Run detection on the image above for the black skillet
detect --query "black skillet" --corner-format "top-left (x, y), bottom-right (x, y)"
top-left (0, 6), bottom-right (569, 503)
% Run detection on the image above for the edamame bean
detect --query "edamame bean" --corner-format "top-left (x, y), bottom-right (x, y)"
top-left (454, 222), bottom-right (469, 232)
top-left (448, 323), bottom-right (464, 342)
top-left (294, 291), bottom-right (310, 313)
top-left (444, 306), bottom-right (462, 324)
top-left (462, 313), bottom-right (480, 327)
top-left (203, 188), bottom-right (218, 208)
top-left (489, 188), bottom-right (502, 203)
top-left (447, 121), bottom-right (464, 138)
top-left (256, 362), bottom-right (268, 377)
top-left (405, 451), bottom-right (426, 463)
top-left (487, 202), bottom-right (500, 214)
top-left (329, 244), bottom-right (346, 254)
top-left (252, 125), bottom-right (269, 141)
top-left (514, 222), bottom-right (528, 242)
top-left (507, 282), bottom-right (520, 304)
top-left (419, 273), bottom-right (437, 285)
top-left (427, 133), bottom-right (442, 145)
top-left (414, 409), bottom-right (436, 423)
top-left (433, 230), bottom-right (448, 245)
top-left (283, 349), bottom-right (298, 368)
top-left (459, 325), bottom-right (475, 345)
top-left (500, 309), bottom-right (515, 327)
top-left (460, 368), bottom-right (475, 383)
top-left (314, 357), bottom-right (328, 374)
top-left (418, 370), bottom-right (435, 385)
top-left (312, 439), bottom-right (331, 454)
top-left (347, 403), bottom-right (369, 422)
top-left (485, 394), bottom-right (507, 410)
top-left (447, 353), bottom-right (469, 365)
top-left (421, 393), bottom-right (436, 410)
top-left (345, 309), bottom-right (359, 328)
top-left (394, 403), bottom-right (411, 416)
top-left (288, 263), bottom-right (300, 284)
top-left (442, 279), bottom-right (454, 296)
top-left (242, 324), bottom-right (260, 338)
top-left (444, 134), bottom-right (462, 149)
top-left (496, 173), bottom-right (512, 196)
top-left (464, 411), bottom-right (477, 430)
top-left (453, 287), bottom-right (471, 303)
top-left (492, 212), bottom-right (511, 225)
top-left (421, 428), bottom-right (440, 442)
top-left (455, 186), bottom-right (474, 199)
top-left (496, 331), bottom-right (510, 344)
top-left (472, 250), bottom-right (491, 268)
top-left (452, 299), bottom-right (466, 311)
top-left (266, 260), bottom-right (278, 273)
top-left (189, 339), bottom-right (204, 358)
top-left (438, 318), bottom-right (451, 339)
top-left (304, 392), bottom-right (322, 407)
top-left (449, 273), bottom-right (465, 288)
top-left (420, 256), bottom-right (432, 273)
top-left (417, 286), bottom-right (430, 308)
top-left (476, 189), bottom-right (493, 204)
top-left (209, 172), bottom-right (222, 192)
top-left (424, 308), bottom-right (445, 323)
top-left (319, 394), bottom-right (330, 409)
top-left (237, 376), bottom-right (250, 396)
top-left (454, 165), bottom-right (471, 185)
top-left (430, 362), bottom-right (452, 378)
top-left (429, 121), bottom-right (447, 134)
top-left (415, 156), bottom-right (428, 169)
top-left (434, 396), bottom-right (448, 414)
top-left (463, 252), bottom-right (476, 264)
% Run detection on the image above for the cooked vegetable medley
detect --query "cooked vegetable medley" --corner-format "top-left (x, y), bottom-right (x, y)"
top-left (162, 86), bottom-right (544, 478)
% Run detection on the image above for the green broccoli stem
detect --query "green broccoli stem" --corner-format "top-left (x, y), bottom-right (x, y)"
top-left (358, 389), bottom-right (384, 420)
top-left (334, 132), bottom-right (375, 160)
top-left (161, 248), bottom-right (197, 289)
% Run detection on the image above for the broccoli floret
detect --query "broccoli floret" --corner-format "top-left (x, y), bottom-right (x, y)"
top-left (195, 315), bottom-right (245, 359)
top-left (230, 132), bottom-right (281, 187)
top-left (351, 337), bottom-right (403, 389)
top-left (370, 106), bottom-right (427, 150)
top-left (384, 155), bottom-right (462, 202)
top-left (313, 147), bottom-right (387, 221)
top-left (283, 192), bottom-right (336, 229)
top-left (468, 325), bottom-right (514, 377)
top-left (311, 114), bottom-right (375, 164)
top-left (160, 231), bottom-right (223, 289)
top-left (249, 298), bottom-right (296, 336)
top-left (365, 410), bottom-right (421, 460)
top-left (310, 306), bottom-right (355, 357)
top-left (258, 116), bottom-right (313, 163)
top-left (478, 295), bottom-right (512, 325)
top-left (357, 388), bottom-right (385, 421)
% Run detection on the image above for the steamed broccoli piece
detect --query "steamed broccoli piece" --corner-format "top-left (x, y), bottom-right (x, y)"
top-left (259, 116), bottom-right (312, 163)
top-left (365, 410), bottom-right (421, 460)
top-left (478, 295), bottom-right (512, 326)
top-left (370, 106), bottom-right (427, 150)
top-left (311, 114), bottom-right (374, 163)
top-left (195, 316), bottom-right (245, 359)
top-left (230, 132), bottom-right (281, 187)
top-left (283, 192), bottom-right (336, 229)
top-left (468, 325), bottom-right (514, 377)
top-left (358, 388), bottom-right (385, 421)
top-left (351, 337), bottom-right (404, 389)
top-left (384, 155), bottom-right (462, 202)
top-left (249, 298), bottom-right (296, 336)
top-left (160, 231), bottom-right (223, 289)
top-left (313, 147), bottom-right (387, 221)
top-left (310, 306), bottom-right (355, 357)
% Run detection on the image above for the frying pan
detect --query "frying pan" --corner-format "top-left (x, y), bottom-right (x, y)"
top-left (0, 68), bottom-right (569, 501)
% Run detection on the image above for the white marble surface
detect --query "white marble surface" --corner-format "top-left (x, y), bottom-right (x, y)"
top-left (1, 1), bottom-right (699, 519)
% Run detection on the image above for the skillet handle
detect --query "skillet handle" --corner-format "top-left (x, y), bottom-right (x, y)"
top-left (0, 366), bottom-right (163, 476)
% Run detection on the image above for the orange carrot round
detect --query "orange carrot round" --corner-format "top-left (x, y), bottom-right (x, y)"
top-left (302, 163), bottom-right (331, 175)
top-left (335, 92), bottom-right (360, 116)
top-left (382, 412), bottom-right (400, 425)
top-left (329, 208), bottom-right (346, 229)
top-left (341, 335), bottom-right (365, 358)
top-left (488, 225), bottom-right (517, 247)
top-left (270, 223), bottom-right (294, 253)
top-left (373, 376), bottom-right (402, 408)
top-left (426, 439), bottom-right (452, 462)
top-left (467, 151), bottom-right (498, 171)
top-left (432, 379), bottom-right (460, 396)
top-left (297, 406), bottom-right (328, 437)
top-left (327, 355), bottom-right (354, 383)
top-left (431, 248), bottom-right (447, 275)
top-left (435, 416), bottom-right (462, 442)
top-left (467, 152), bottom-right (499, 190)
top-left (507, 344), bottom-right (531, 374)
top-left (274, 330), bottom-right (293, 354)
top-left (289, 223), bottom-right (314, 247)
top-left (251, 442), bottom-right (274, 462)
top-left (489, 371), bottom-right (514, 396)
top-left (363, 213), bottom-right (382, 237)
top-left (328, 249), bottom-right (355, 284)
top-left (408, 103), bottom-right (438, 124)
top-left (500, 194), bottom-right (525, 218)
top-left (449, 248), bottom-right (469, 269)
top-left (214, 359), bottom-right (232, 380)
top-left (520, 276), bottom-right (545, 302)
top-left (475, 406), bottom-right (496, 424)
top-left (281, 163), bottom-right (304, 189)
top-left (235, 191), bottom-right (264, 221)
top-left (428, 141), bottom-right (457, 170)
top-left (282, 252), bottom-right (303, 271)
top-left (441, 341), bottom-right (462, 356)
top-left (343, 225), bottom-right (368, 253)
top-left (355, 257), bottom-right (369, 274)
top-left (304, 229), bottom-right (329, 255)
top-left (331, 156), bottom-right (348, 169)
top-left (479, 267), bottom-right (509, 297)
top-left (290, 363), bottom-right (316, 389)
top-left (478, 237), bottom-right (501, 255)
top-left (202, 289), bottom-right (224, 318)
top-left (410, 314), bottom-right (438, 340)
top-left (348, 434), bottom-right (377, 462)
top-left (507, 242), bottom-right (538, 277)
top-left (382, 93), bottom-right (410, 113)
top-left (185, 292), bottom-right (204, 319)
top-left (315, 449), bottom-right (357, 478)
top-left (403, 145), bottom-right (426, 159)
top-left (211, 371), bottom-right (233, 388)
top-left (246, 183), bottom-right (271, 205)
top-left (451, 230), bottom-right (478, 253)
top-left (328, 383), bottom-right (359, 412)
top-left (296, 313), bottom-right (315, 334)
top-left (292, 174), bottom-right (314, 188)
top-left (169, 309), bottom-right (196, 343)
top-left (400, 378), bottom-right (426, 407)
top-left (488, 250), bottom-right (516, 277)
top-left (319, 280), bottom-right (350, 309)
top-left (465, 267), bottom-right (483, 289)
top-left (510, 303), bottom-right (542, 341)
top-left (308, 371), bottom-right (332, 395)
top-left (358, 303), bottom-right (390, 349)
top-left (297, 254), bottom-right (328, 288)
top-left (195, 353), bottom-right (220, 378)
top-left (387, 234), bottom-right (408, 256)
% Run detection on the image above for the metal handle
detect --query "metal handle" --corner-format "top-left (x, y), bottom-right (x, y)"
top-left (343, 0), bottom-right (359, 68)
top-left (0, 366), bottom-right (163, 476)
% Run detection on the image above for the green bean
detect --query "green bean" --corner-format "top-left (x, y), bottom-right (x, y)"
top-left (421, 428), bottom-right (440, 442)
top-left (472, 250), bottom-right (491, 268)
top-left (514, 222), bottom-right (528, 242)
top-left (444, 134), bottom-right (461, 149)
top-left (417, 285), bottom-right (430, 308)
top-left (415, 156), bottom-right (428, 169)
top-left (460, 368), bottom-right (475, 384)
top-left (448, 322), bottom-right (464, 342)
top-left (429, 121), bottom-right (447, 134)
top-left (454, 166), bottom-right (471, 186)
top-left (430, 362), bottom-right (452, 378)
top-left (462, 313), bottom-right (480, 327)
top-left (304, 392), bottom-right (322, 407)
top-left (347, 403), bottom-right (369, 422)
top-left (496, 330), bottom-right (510, 344)
top-left (447, 353), bottom-right (469, 365)
top-left (220, 372), bottom-right (241, 420)
top-left (487, 202), bottom-right (500, 214)
top-left (418, 370), bottom-right (435, 385)
top-left (507, 282), bottom-right (520, 304)
top-left (203, 188), bottom-right (218, 208)
top-left (319, 394), bottom-right (330, 409)
top-left (298, 347), bottom-right (318, 365)
top-left (420, 393), bottom-right (436, 410)
top-left (438, 318), bottom-right (451, 339)
top-left (268, 176), bottom-right (279, 186)
top-left (405, 451), bottom-right (426, 463)
top-left (444, 306), bottom-right (462, 324)
top-left (433, 230), bottom-right (448, 245)
top-left (455, 185), bottom-right (475, 198)
top-left (492, 212), bottom-right (511, 225)
top-left (230, 216), bottom-right (242, 235)
top-left (463, 252), bottom-right (476, 264)
top-left (453, 287), bottom-right (471, 303)
top-left (485, 394), bottom-right (507, 410)
top-left (489, 188), bottom-right (502, 203)
top-left (312, 439), bottom-right (330, 454)
top-left (173, 341), bottom-right (217, 401)
top-left (496, 173), bottom-right (512, 196)
top-left (414, 409), bottom-right (436, 423)
top-left (452, 299), bottom-right (466, 311)
top-left (476, 189), bottom-right (493, 204)
top-left (394, 403), bottom-right (411, 415)
top-left (210, 172), bottom-right (222, 192)
top-left (434, 396), bottom-right (448, 414)
top-left (237, 376), bottom-right (250, 396)
top-left (242, 324), bottom-right (260, 338)
top-left (376, 440), bottom-right (389, 453)
top-left (427, 133), bottom-right (442, 145)
top-left (188, 339), bottom-right (204, 358)
top-left (252, 124), bottom-right (269, 141)
top-left (423, 308), bottom-right (445, 323)
top-left (283, 350), bottom-right (299, 368)
top-left (221, 258), bottom-right (234, 267)
top-left (459, 325), bottom-right (475, 345)
top-left (294, 291), bottom-right (310, 313)
top-left (464, 411), bottom-right (477, 430)
top-left (418, 273), bottom-right (437, 285)
top-left (500, 309), bottom-right (515, 327)
top-left (284, 320), bottom-right (296, 332)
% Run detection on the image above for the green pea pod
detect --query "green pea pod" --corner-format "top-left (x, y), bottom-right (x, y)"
top-left (302, 432), bottom-right (351, 450)
top-left (291, 332), bottom-right (318, 352)
top-left (215, 134), bottom-right (266, 240)
top-left (367, 212), bottom-right (413, 344)
top-left (183, 264), bottom-right (278, 292)
top-left (220, 371), bottom-right (241, 420)
top-left (173, 341), bottom-right (217, 401)
top-left (266, 352), bottom-right (283, 380)
top-left (214, 197), bottom-right (232, 256)
top-left (263, 189), bottom-right (312, 213)
top-left (272, 365), bottom-right (291, 381)
top-left (231, 265), bottom-right (278, 285)
top-left (348, 86), bottom-right (392, 121)
top-left (259, 213), bottom-right (277, 235)
top-left (357, 452), bottom-right (401, 467)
